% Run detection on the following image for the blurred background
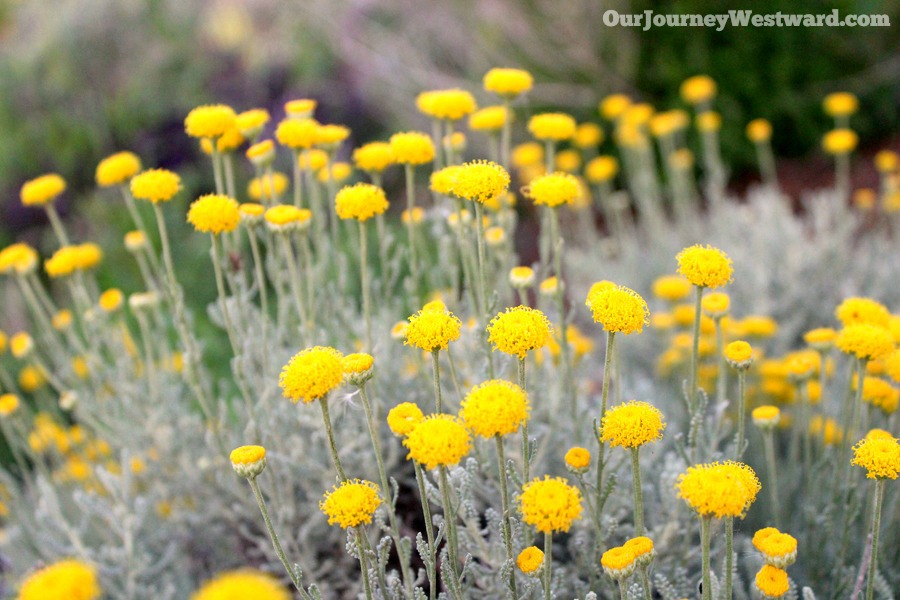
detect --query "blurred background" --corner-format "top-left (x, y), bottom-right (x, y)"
top-left (0, 0), bottom-right (897, 248)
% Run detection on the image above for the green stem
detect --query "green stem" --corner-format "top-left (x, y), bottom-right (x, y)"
top-left (356, 527), bottom-right (374, 600)
top-left (596, 331), bottom-right (616, 512)
top-left (735, 369), bottom-right (747, 458)
top-left (542, 531), bottom-right (553, 600)
top-left (210, 146), bottom-right (225, 195)
top-left (44, 204), bottom-right (70, 247)
top-left (292, 149), bottom-right (303, 208)
top-left (519, 358), bottom-right (530, 483)
top-left (618, 579), bottom-right (628, 600)
top-left (248, 478), bottom-right (310, 598)
top-left (763, 429), bottom-right (781, 529)
top-left (431, 350), bottom-right (443, 413)
top-left (849, 358), bottom-right (868, 444)
top-left (639, 565), bottom-right (652, 600)
top-left (474, 202), bottom-right (495, 378)
top-left (689, 286), bottom-right (704, 413)
top-left (700, 515), bottom-right (711, 600)
top-left (500, 99), bottom-right (511, 168)
top-left (631, 447), bottom-right (645, 535)
top-left (279, 233), bottom-right (309, 345)
top-left (246, 226), bottom-right (269, 373)
top-left (725, 516), bottom-right (734, 600)
top-left (715, 319), bottom-right (726, 406)
top-left (495, 436), bottom-right (519, 599)
top-left (865, 480), bottom-right (885, 600)
top-left (404, 163), bottom-right (420, 287)
top-left (359, 221), bottom-right (372, 352)
top-left (318, 398), bottom-right (346, 481)
top-left (414, 462), bottom-right (437, 600)
top-left (548, 207), bottom-right (573, 419)
top-left (438, 466), bottom-right (462, 590)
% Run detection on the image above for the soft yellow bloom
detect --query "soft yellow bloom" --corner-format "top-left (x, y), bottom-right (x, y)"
top-left (96, 152), bottom-right (141, 187)
top-left (835, 297), bottom-right (890, 328)
top-left (190, 570), bottom-right (290, 600)
top-left (334, 183), bottom-right (389, 221)
top-left (509, 266), bottom-right (535, 288)
top-left (229, 445), bottom-right (266, 478)
top-left (319, 479), bottom-right (382, 528)
top-left (652, 275), bottom-right (691, 302)
top-left (528, 113), bottom-right (577, 141)
top-left (695, 111), bottom-right (721, 133)
top-left (587, 284), bottom-right (650, 335)
top-left (601, 546), bottom-right (636, 580)
top-left (264, 205), bottom-right (312, 232)
top-left (676, 244), bottom-right (733, 289)
top-left (0, 393), bottom-right (20, 417)
top-left (746, 119), bottom-right (772, 143)
top-left (389, 131), bottom-right (435, 165)
top-left (449, 160), bottom-right (510, 204)
top-left (285, 99), bottom-right (317, 119)
top-left (245, 140), bottom-right (275, 167)
top-left (279, 346), bottom-right (344, 404)
top-left (17, 559), bottom-right (101, 600)
top-left (276, 118), bottom-right (320, 149)
top-left (353, 142), bottom-right (394, 173)
top-left (130, 169), bottom-right (181, 203)
top-left (851, 435), bottom-right (900, 479)
top-left (0, 243), bottom-right (39, 275)
top-left (600, 401), bottom-right (666, 448)
top-left (516, 546), bottom-right (544, 574)
top-left (469, 105), bottom-right (509, 132)
top-left (387, 402), bottom-right (424, 437)
top-left (676, 461), bottom-right (761, 518)
top-left (460, 379), bottom-right (529, 438)
top-left (585, 155), bottom-right (618, 183)
top-left (405, 308), bottom-right (461, 352)
top-left (235, 108), bottom-right (270, 139)
top-left (755, 565), bottom-right (790, 598)
top-left (823, 92), bottom-right (858, 117)
top-left (599, 94), bottom-right (631, 121)
top-left (315, 124), bottom-right (350, 149)
top-left (725, 340), bottom-right (753, 368)
top-left (822, 129), bottom-right (858, 155)
top-left (487, 306), bottom-right (551, 359)
top-left (248, 172), bottom-right (289, 201)
top-left (524, 172), bottom-right (580, 207)
top-left (702, 292), bottom-right (730, 318)
top-left (483, 68), bottom-right (533, 98)
top-left (836, 324), bottom-right (894, 361)
top-left (554, 149), bottom-right (581, 173)
top-left (518, 476), bottom-right (582, 533)
top-left (680, 75), bottom-right (717, 105)
top-left (98, 289), bottom-right (124, 313)
top-left (21, 174), bottom-right (66, 207)
top-left (564, 447), bottom-right (591, 472)
top-left (417, 89), bottom-right (477, 121)
top-left (403, 414), bottom-right (471, 470)
top-left (187, 194), bottom-right (241, 234)
top-left (184, 104), bottom-right (236, 139)
top-left (874, 150), bottom-right (898, 174)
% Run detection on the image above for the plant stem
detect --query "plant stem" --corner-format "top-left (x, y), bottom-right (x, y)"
top-left (292, 149), bottom-right (302, 207)
top-left (318, 398), bottom-right (346, 481)
top-left (519, 358), bottom-right (530, 482)
top-left (689, 286), bottom-right (704, 414)
top-left (700, 515), bottom-right (712, 600)
top-left (431, 350), bottom-right (443, 413)
top-left (356, 527), bottom-right (374, 600)
top-left (43, 204), bottom-right (70, 247)
top-left (542, 531), bottom-right (553, 600)
top-left (405, 163), bottom-right (420, 287)
top-left (631, 447), bottom-right (645, 535)
top-left (735, 369), bottom-right (747, 458)
top-left (438, 466), bottom-right (462, 586)
top-left (246, 225), bottom-right (269, 373)
top-left (500, 99), bottom-right (511, 168)
top-left (414, 462), bottom-right (437, 600)
top-left (495, 436), bottom-right (519, 599)
top-left (548, 207), bottom-right (573, 419)
top-left (474, 202), bottom-right (495, 378)
top-left (618, 579), bottom-right (628, 600)
top-left (865, 480), bottom-right (885, 600)
top-left (359, 221), bottom-right (372, 352)
top-left (639, 565), bottom-right (653, 600)
top-left (725, 516), bottom-right (734, 600)
top-left (596, 331), bottom-right (616, 514)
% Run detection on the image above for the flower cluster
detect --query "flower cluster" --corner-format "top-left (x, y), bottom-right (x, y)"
top-left (676, 461), bottom-right (761, 518)
top-left (460, 379), bottom-right (529, 438)
top-left (518, 476), bottom-right (582, 533)
top-left (319, 479), bottom-right (382, 529)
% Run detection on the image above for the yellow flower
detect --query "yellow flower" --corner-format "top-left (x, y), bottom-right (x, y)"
top-left (835, 297), bottom-right (890, 328)
top-left (651, 275), bottom-right (692, 302)
top-left (752, 405), bottom-right (781, 428)
top-left (0, 393), bottom-right (20, 417)
top-left (449, 160), bottom-right (510, 204)
top-left (248, 172), bottom-right (289, 201)
top-left (599, 94), bottom-right (631, 121)
top-left (755, 565), bottom-right (790, 598)
top-left (245, 140), bottom-right (275, 167)
top-left (516, 546), bottom-right (544, 574)
top-left (753, 529), bottom-right (798, 568)
top-left (235, 108), bottom-right (270, 139)
top-left (585, 155), bottom-right (618, 183)
top-left (836, 324), bottom-right (894, 361)
top-left (229, 445), bottom-right (266, 479)
top-left (886, 349), bottom-right (900, 383)
top-left (874, 149), bottom-right (898, 174)
top-left (701, 292), bottom-right (729, 318)
top-left (856, 376), bottom-right (899, 414)
top-left (483, 67), bottom-right (533, 98)
top-left (98, 289), bottom-right (124, 313)
top-left (746, 119), bottom-right (773, 143)
top-left (528, 113), bottom-right (577, 141)
top-left (278, 346), bottom-right (344, 404)
top-left (695, 111), bottom-right (721, 133)
top-left (285, 98), bottom-right (317, 119)
top-left (509, 266), bottom-right (535, 288)
top-left (572, 123), bottom-right (603, 149)
top-left (191, 569), bottom-right (290, 600)
top-left (524, 171), bottom-right (580, 207)
top-left (315, 124), bottom-right (350, 149)
top-left (342, 352), bottom-right (374, 386)
top-left (353, 142), bottom-right (394, 173)
top-left (389, 131), bottom-right (435, 165)
top-left (96, 152), bottom-right (141, 187)
top-left (676, 461), bottom-right (761, 518)
top-left (417, 89), bottom-right (477, 121)
top-left (564, 447), bottom-right (591, 472)
top-left (264, 205), bottom-right (312, 233)
top-left (623, 536), bottom-right (655, 566)
top-left (17, 559), bottom-right (101, 600)
top-left (300, 149), bottom-right (329, 171)
top-left (405, 308), bottom-right (462, 352)
top-left (804, 327), bottom-right (836, 351)
top-left (511, 142), bottom-right (544, 168)
top-left (487, 306), bottom-right (551, 359)
top-left (724, 340), bottom-right (753, 369)
top-left (187, 194), bottom-right (241, 235)
top-left (518, 476), bottom-right (582, 533)
top-left (823, 92), bottom-right (858, 117)
top-left (539, 277), bottom-right (558, 296)
top-left (460, 379), bottom-right (529, 438)
top-left (44, 245), bottom-right (97, 278)
top-left (276, 118), bottom-right (320, 149)
top-left (184, 104), bottom-right (236, 139)
top-left (587, 284), bottom-right (650, 335)
top-left (469, 105), bottom-right (509, 132)
top-left (403, 414), bottom-right (471, 470)
top-left (387, 402), bottom-right (424, 437)
top-left (0, 243), bottom-right (38, 275)
top-left (680, 75), bottom-right (717, 105)
top-left (334, 183), bottom-right (389, 222)
top-left (866, 428), bottom-right (894, 441)
top-left (10, 332), bottom-right (33, 359)
top-left (20, 173), bottom-right (66, 206)
top-left (317, 162), bottom-right (352, 184)
top-left (401, 207), bottom-right (425, 225)
top-left (130, 169), bottom-right (181, 203)
top-left (600, 546), bottom-right (636, 579)
top-left (851, 435), bottom-right (900, 479)
top-left (319, 479), bottom-right (382, 529)
top-left (822, 129), bottom-right (858, 155)
top-left (599, 400), bottom-right (665, 448)
top-left (555, 149), bottom-right (581, 173)
top-left (737, 315), bottom-right (779, 338)
top-left (676, 244), bottom-right (733, 289)
top-left (202, 127), bottom-right (244, 153)
top-left (810, 416), bottom-right (843, 446)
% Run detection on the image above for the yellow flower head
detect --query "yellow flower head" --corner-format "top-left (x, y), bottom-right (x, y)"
top-left (823, 92), bottom-right (858, 117)
top-left (401, 207), bottom-right (425, 225)
top-left (483, 68), bottom-right (533, 98)
top-left (98, 288), bottom-right (124, 313)
top-left (279, 346), bottom-right (344, 404)
top-left (334, 183), bottom-right (389, 222)
top-left (511, 142), bottom-right (544, 169)
top-left (190, 569), bottom-right (290, 600)
top-left (285, 99), bottom-right (317, 119)
top-left (599, 94), bottom-right (632, 121)
top-left (276, 118), bottom-right (320, 149)
top-left (680, 75), bottom-right (717, 105)
top-left (676, 461), bottom-right (761, 518)
top-left (587, 284), bottom-right (650, 335)
top-left (187, 194), bottom-right (240, 235)
top-left (518, 475), bottom-right (582, 533)
top-left (856, 376), bottom-right (899, 414)
top-left (554, 149), bottom-right (582, 173)
top-left (18, 559), bottom-right (101, 600)
top-left (389, 131), bottom-right (435, 165)
top-left (234, 108), bottom-right (270, 140)
top-left (460, 379), bottom-right (529, 438)
top-left (836, 324), bottom-right (894, 361)
top-left (601, 546), bottom-right (637, 580)
top-left (96, 151), bottom-right (141, 187)
top-left (623, 536), bottom-right (655, 566)
top-left (509, 266), bottom-right (536, 289)
top-left (342, 352), bottom-right (374, 386)
top-left (752, 405), bottom-right (781, 429)
top-left (387, 402), bottom-right (424, 437)
top-left (245, 140), bottom-right (276, 167)
top-left (315, 124), bottom-right (350, 150)
top-left (10, 332), bottom-right (33, 359)
top-left (469, 105), bottom-right (509, 132)
top-left (835, 297), bottom-right (890, 328)
top-left (44, 245), bottom-right (100, 278)
top-left (572, 122), bottom-right (603, 149)
top-left (21, 173), bottom-right (66, 207)
top-left (449, 160), bottom-right (510, 205)
top-left (429, 165), bottom-right (461, 197)
top-left (600, 400), bottom-right (666, 448)
top-left (524, 172), bottom-right (581, 207)
top-left (0, 243), bottom-right (38, 275)
top-left (564, 447), bottom-right (591, 472)
top-left (405, 308), bottom-right (462, 352)
top-left (585, 155), bottom-right (618, 183)
top-left (229, 445), bottom-right (266, 479)
top-left (866, 428), bottom-right (894, 441)
top-left (755, 565), bottom-right (790, 598)
top-left (264, 205), bottom-right (312, 233)
top-left (248, 172), bottom-right (288, 201)
top-left (676, 244), bottom-right (733, 289)
top-left (528, 113), bottom-right (577, 142)
top-left (823, 129), bottom-right (858, 155)
top-left (353, 142), bottom-right (394, 173)
top-left (319, 479), bottom-right (382, 529)
top-left (130, 169), bottom-right (181, 203)
top-left (487, 306), bottom-right (551, 359)
top-left (746, 119), bottom-right (773, 143)
top-left (0, 393), bottom-right (20, 417)
top-left (651, 275), bottom-right (691, 302)
top-left (19, 364), bottom-right (47, 393)
top-left (804, 327), bottom-right (836, 351)
top-left (695, 111), bottom-right (721, 133)
top-left (753, 529), bottom-right (798, 568)
top-left (516, 546), bottom-right (544, 574)
top-left (874, 149), bottom-right (898, 173)
top-left (317, 162), bottom-right (352, 184)
top-left (417, 89), bottom-right (477, 121)
top-left (403, 414), bottom-right (471, 470)
top-left (851, 435), bottom-right (900, 479)
top-left (702, 292), bottom-right (730, 318)
top-left (725, 340), bottom-right (753, 369)
top-left (886, 349), bottom-right (900, 383)
top-left (184, 104), bottom-right (236, 139)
